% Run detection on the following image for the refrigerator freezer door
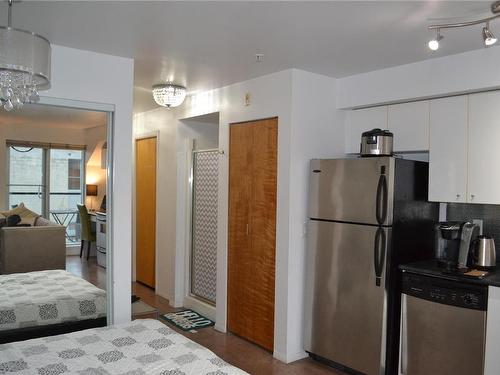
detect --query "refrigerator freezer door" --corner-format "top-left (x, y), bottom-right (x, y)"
top-left (304, 220), bottom-right (389, 375)
top-left (309, 158), bottom-right (394, 226)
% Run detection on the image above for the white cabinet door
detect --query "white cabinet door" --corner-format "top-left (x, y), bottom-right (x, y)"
top-left (346, 106), bottom-right (387, 154)
top-left (468, 91), bottom-right (500, 204)
top-left (388, 101), bottom-right (430, 152)
top-left (428, 96), bottom-right (467, 203)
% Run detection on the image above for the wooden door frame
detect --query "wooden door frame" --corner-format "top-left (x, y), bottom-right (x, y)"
top-left (133, 132), bottom-right (160, 290)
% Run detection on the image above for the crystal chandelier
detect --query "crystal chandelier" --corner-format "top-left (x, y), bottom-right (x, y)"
top-left (152, 83), bottom-right (186, 108)
top-left (0, 0), bottom-right (51, 111)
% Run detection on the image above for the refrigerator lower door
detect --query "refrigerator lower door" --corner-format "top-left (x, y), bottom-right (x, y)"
top-left (308, 158), bottom-right (394, 226)
top-left (304, 220), bottom-right (389, 375)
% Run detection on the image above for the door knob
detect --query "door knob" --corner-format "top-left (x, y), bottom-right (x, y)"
top-left (471, 194), bottom-right (475, 200)
top-left (456, 194), bottom-right (460, 199)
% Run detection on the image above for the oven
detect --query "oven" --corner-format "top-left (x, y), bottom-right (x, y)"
top-left (96, 212), bottom-right (106, 268)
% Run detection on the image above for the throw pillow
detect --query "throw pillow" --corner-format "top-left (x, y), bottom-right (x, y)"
top-left (0, 203), bottom-right (40, 226)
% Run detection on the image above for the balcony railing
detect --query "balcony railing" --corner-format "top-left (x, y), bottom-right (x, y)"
top-left (7, 184), bottom-right (83, 244)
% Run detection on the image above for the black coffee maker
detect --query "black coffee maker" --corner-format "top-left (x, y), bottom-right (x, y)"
top-left (435, 221), bottom-right (480, 271)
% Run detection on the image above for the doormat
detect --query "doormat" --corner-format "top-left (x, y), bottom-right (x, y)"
top-left (160, 309), bottom-right (215, 332)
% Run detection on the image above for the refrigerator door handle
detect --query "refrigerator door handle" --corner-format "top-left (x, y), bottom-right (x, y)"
top-left (374, 227), bottom-right (386, 287)
top-left (376, 174), bottom-right (388, 225)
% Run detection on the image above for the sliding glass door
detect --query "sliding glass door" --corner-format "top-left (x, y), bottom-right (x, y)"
top-left (8, 146), bottom-right (45, 215)
top-left (49, 149), bottom-right (84, 243)
top-left (7, 145), bottom-right (84, 245)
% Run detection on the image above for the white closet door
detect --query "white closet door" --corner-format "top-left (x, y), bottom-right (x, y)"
top-left (468, 91), bottom-right (500, 204)
top-left (346, 106), bottom-right (388, 154)
top-left (388, 101), bottom-right (430, 152)
top-left (428, 96), bottom-right (468, 203)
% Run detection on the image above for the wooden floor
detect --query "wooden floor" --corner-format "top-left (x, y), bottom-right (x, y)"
top-left (66, 255), bottom-right (343, 375)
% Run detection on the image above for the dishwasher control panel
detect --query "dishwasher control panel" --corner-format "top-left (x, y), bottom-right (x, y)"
top-left (402, 272), bottom-right (488, 311)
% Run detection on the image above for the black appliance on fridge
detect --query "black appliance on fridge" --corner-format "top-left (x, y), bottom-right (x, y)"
top-left (304, 157), bottom-right (439, 375)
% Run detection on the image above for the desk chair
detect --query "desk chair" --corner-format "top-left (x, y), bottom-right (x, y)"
top-left (77, 204), bottom-right (96, 260)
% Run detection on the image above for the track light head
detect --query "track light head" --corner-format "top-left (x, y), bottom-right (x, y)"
top-left (483, 23), bottom-right (498, 46)
top-left (428, 30), bottom-right (443, 51)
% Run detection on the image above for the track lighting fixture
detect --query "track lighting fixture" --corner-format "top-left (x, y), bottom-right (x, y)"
top-left (427, 1), bottom-right (500, 51)
top-left (483, 22), bottom-right (498, 46)
top-left (428, 29), bottom-right (443, 51)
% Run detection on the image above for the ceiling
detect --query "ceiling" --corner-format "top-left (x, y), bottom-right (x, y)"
top-left (3, 1), bottom-right (496, 113)
top-left (0, 104), bottom-right (107, 129)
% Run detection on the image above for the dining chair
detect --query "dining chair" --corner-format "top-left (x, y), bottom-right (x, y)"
top-left (77, 204), bottom-right (96, 260)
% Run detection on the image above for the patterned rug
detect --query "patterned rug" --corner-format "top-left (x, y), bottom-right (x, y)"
top-left (160, 309), bottom-right (214, 332)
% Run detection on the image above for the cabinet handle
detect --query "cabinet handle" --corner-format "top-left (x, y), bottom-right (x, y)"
top-left (456, 194), bottom-right (460, 199)
top-left (246, 224), bottom-right (249, 236)
top-left (471, 194), bottom-right (475, 200)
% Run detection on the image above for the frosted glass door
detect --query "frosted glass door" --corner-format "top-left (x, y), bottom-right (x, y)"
top-left (190, 150), bottom-right (219, 304)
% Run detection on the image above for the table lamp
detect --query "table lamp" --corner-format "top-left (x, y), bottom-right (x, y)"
top-left (86, 184), bottom-right (98, 211)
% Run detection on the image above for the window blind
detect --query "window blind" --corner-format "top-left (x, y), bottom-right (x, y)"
top-left (6, 139), bottom-right (86, 151)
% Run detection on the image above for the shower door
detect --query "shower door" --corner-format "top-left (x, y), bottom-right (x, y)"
top-left (190, 149), bottom-right (219, 304)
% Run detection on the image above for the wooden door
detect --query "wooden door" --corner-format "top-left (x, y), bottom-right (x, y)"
top-left (228, 117), bottom-right (277, 351)
top-left (135, 137), bottom-right (157, 288)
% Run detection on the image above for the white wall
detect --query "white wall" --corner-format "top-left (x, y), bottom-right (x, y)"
top-left (133, 109), bottom-right (177, 301)
top-left (85, 125), bottom-right (107, 209)
top-left (43, 45), bottom-right (134, 324)
top-left (177, 71), bottom-right (295, 363)
top-left (338, 46), bottom-right (500, 109)
top-left (134, 68), bottom-right (343, 363)
top-left (283, 70), bottom-right (344, 360)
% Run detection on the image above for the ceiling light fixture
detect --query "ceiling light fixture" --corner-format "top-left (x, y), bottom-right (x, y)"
top-left (152, 83), bottom-right (187, 108)
top-left (428, 1), bottom-right (500, 51)
top-left (483, 22), bottom-right (498, 46)
top-left (428, 29), bottom-right (443, 51)
top-left (0, 0), bottom-right (51, 111)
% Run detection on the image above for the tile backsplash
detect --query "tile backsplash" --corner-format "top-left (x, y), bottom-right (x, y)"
top-left (447, 203), bottom-right (500, 259)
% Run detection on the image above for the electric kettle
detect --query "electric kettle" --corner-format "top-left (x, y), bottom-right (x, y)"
top-left (472, 235), bottom-right (496, 269)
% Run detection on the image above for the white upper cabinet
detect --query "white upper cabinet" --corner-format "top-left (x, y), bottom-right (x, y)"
top-left (467, 91), bottom-right (500, 204)
top-left (388, 101), bottom-right (430, 152)
top-left (428, 96), bottom-right (468, 203)
top-left (346, 106), bottom-right (388, 154)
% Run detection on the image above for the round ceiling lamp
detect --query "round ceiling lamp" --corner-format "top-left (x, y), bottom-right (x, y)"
top-left (152, 83), bottom-right (187, 108)
top-left (0, 0), bottom-right (51, 111)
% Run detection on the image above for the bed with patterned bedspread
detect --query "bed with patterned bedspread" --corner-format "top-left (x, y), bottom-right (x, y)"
top-left (0, 318), bottom-right (248, 374)
top-left (0, 270), bottom-right (106, 332)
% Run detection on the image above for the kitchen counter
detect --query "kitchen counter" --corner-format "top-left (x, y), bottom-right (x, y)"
top-left (400, 260), bottom-right (500, 288)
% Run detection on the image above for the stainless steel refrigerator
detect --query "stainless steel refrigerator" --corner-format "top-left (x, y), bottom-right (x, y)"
top-left (304, 157), bottom-right (438, 375)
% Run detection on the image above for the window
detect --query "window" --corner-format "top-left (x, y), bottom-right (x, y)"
top-left (67, 159), bottom-right (81, 190)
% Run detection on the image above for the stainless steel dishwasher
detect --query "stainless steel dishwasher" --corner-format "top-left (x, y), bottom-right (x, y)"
top-left (400, 272), bottom-right (488, 375)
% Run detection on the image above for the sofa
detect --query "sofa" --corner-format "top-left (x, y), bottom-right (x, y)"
top-left (0, 216), bottom-right (66, 274)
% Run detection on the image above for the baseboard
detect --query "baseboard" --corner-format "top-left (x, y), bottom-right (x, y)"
top-left (273, 349), bottom-right (308, 364)
top-left (66, 246), bottom-right (80, 256)
top-left (183, 295), bottom-right (216, 321)
top-left (214, 323), bottom-right (226, 333)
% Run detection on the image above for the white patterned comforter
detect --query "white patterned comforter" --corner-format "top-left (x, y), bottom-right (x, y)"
top-left (0, 270), bottom-right (106, 331)
top-left (0, 319), bottom-right (248, 375)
